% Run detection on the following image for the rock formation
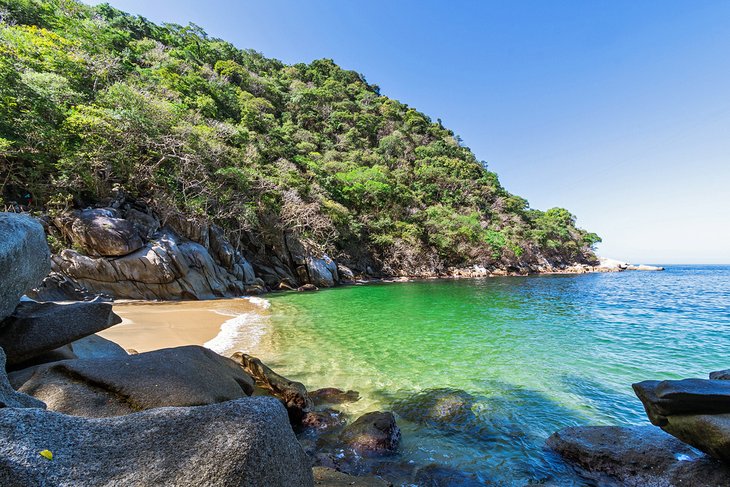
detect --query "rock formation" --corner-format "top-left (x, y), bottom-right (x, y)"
top-left (0, 397), bottom-right (314, 486)
top-left (0, 213), bottom-right (50, 320)
top-left (547, 425), bottom-right (730, 486)
top-left (340, 411), bottom-right (401, 456)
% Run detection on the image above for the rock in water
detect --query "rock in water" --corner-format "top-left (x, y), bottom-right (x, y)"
top-left (312, 467), bottom-right (389, 487)
top-left (310, 387), bottom-right (360, 405)
top-left (231, 352), bottom-right (313, 422)
top-left (340, 411), bottom-right (401, 456)
top-left (393, 388), bottom-right (477, 432)
top-left (633, 378), bottom-right (730, 462)
top-left (547, 425), bottom-right (730, 486)
top-left (0, 213), bottom-right (50, 321)
top-left (0, 397), bottom-right (314, 486)
top-left (306, 255), bottom-right (339, 288)
top-left (11, 345), bottom-right (255, 417)
top-left (0, 301), bottom-right (121, 366)
top-left (0, 348), bottom-right (45, 409)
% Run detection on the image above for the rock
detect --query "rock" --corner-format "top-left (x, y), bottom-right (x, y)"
top-left (12, 345), bottom-right (254, 417)
top-left (413, 464), bottom-right (483, 487)
top-left (27, 272), bottom-right (111, 302)
top-left (298, 283), bottom-right (319, 292)
top-left (313, 467), bottom-right (390, 487)
top-left (0, 348), bottom-right (45, 409)
top-left (0, 212), bottom-right (51, 321)
top-left (337, 264), bottom-right (355, 281)
top-left (0, 396), bottom-right (314, 486)
top-left (710, 369), bottom-right (730, 380)
top-left (301, 408), bottom-right (347, 432)
top-left (340, 411), bottom-right (401, 456)
top-left (230, 352), bottom-right (313, 422)
top-left (0, 301), bottom-right (121, 366)
top-left (547, 425), bottom-right (730, 486)
top-left (70, 334), bottom-right (128, 359)
top-left (311, 387), bottom-right (361, 405)
top-left (55, 208), bottom-right (145, 257)
top-left (633, 379), bottom-right (730, 424)
top-left (307, 255), bottom-right (339, 288)
top-left (393, 388), bottom-right (477, 430)
top-left (9, 344), bottom-right (77, 371)
top-left (626, 264), bottom-right (665, 271)
top-left (52, 229), bottom-right (257, 300)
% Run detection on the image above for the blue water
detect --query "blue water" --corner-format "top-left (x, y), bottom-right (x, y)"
top-left (248, 266), bottom-right (730, 485)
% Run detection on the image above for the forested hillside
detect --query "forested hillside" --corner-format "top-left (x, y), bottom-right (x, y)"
top-left (0, 0), bottom-right (600, 276)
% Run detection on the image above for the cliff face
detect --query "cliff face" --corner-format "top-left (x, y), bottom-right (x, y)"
top-left (1, 0), bottom-right (600, 298)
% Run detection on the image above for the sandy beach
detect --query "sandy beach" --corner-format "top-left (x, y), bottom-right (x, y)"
top-left (100, 298), bottom-right (269, 353)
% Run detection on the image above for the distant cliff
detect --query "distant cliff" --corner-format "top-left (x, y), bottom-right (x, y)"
top-left (1, 0), bottom-right (601, 297)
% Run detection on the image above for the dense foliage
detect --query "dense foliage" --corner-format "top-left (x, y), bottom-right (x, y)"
top-left (0, 0), bottom-right (600, 274)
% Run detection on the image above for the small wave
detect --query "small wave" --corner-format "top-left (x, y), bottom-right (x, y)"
top-left (204, 297), bottom-right (271, 355)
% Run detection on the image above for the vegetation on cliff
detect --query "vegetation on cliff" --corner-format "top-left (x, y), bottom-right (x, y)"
top-left (0, 0), bottom-right (600, 274)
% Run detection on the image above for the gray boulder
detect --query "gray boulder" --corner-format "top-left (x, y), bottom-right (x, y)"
top-left (0, 212), bottom-right (50, 321)
top-left (27, 272), bottom-right (110, 302)
top-left (0, 301), bottom-right (121, 366)
top-left (547, 425), bottom-right (730, 486)
top-left (0, 397), bottom-right (314, 486)
top-left (54, 208), bottom-right (145, 257)
top-left (313, 467), bottom-right (389, 487)
top-left (307, 255), bottom-right (339, 288)
top-left (12, 345), bottom-right (255, 417)
top-left (0, 348), bottom-right (45, 409)
top-left (710, 369), bottom-right (730, 380)
top-left (70, 334), bottom-right (128, 359)
top-left (340, 411), bottom-right (401, 456)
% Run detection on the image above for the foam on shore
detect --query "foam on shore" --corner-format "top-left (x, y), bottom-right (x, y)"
top-left (204, 297), bottom-right (271, 355)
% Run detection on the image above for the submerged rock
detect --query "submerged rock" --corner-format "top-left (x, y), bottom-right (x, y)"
top-left (0, 397), bottom-right (314, 486)
top-left (313, 467), bottom-right (389, 486)
top-left (301, 408), bottom-right (348, 432)
top-left (547, 425), bottom-right (730, 486)
top-left (310, 387), bottom-right (361, 405)
top-left (413, 464), bottom-right (483, 487)
top-left (0, 301), bottom-right (121, 366)
top-left (393, 388), bottom-right (477, 430)
top-left (231, 352), bottom-right (313, 422)
top-left (0, 348), bottom-right (45, 409)
top-left (340, 411), bottom-right (401, 456)
top-left (11, 345), bottom-right (254, 417)
top-left (633, 378), bottom-right (730, 462)
top-left (0, 212), bottom-right (50, 321)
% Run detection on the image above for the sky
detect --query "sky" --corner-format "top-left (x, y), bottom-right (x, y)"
top-left (87, 0), bottom-right (730, 264)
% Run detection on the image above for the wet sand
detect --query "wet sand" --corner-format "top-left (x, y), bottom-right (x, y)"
top-left (100, 299), bottom-right (265, 353)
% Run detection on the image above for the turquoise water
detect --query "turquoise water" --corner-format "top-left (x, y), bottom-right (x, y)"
top-left (246, 266), bottom-right (730, 485)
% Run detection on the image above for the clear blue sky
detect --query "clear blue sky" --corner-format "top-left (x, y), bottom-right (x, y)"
top-left (88, 0), bottom-right (730, 264)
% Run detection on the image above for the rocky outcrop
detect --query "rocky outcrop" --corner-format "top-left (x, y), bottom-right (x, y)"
top-left (0, 213), bottom-right (50, 320)
top-left (0, 397), bottom-right (314, 486)
top-left (44, 204), bottom-right (263, 300)
top-left (0, 348), bottom-right (45, 409)
top-left (393, 388), bottom-right (476, 431)
top-left (27, 271), bottom-right (111, 302)
top-left (340, 411), bottom-right (401, 456)
top-left (11, 345), bottom-right (255, 418)
top-left (547, 425), bottom-right (730, 486)
top-left (633, 378), bottom-right (730, 462)
top-left (307, 255), bottom-right (339, 288)
top-left (231, 351), bottom-right (313, 422)
top-left (0, 301), bottom-right (121, 366)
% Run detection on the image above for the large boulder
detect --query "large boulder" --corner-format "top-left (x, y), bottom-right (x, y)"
top-left (0, 213), bottom-right (50, 321)
top-left (547, 425), bottom-right (730, 486)
top-left (340, 411), bottom-right (401, 456)
top-left (0, 301), bottom-right (121, 366)
top-left (54, 208), bottom-right (144, 257)
top-left (27, 272), bottom-right (110, 302)
top-left (0, 348), bottom-right (45, 409)
top-left (52, 229), bottom-right (258, 300)
top-left (0, 397), bottom-right (314, 486)
top-left (11, 345), bottom-right (254, 417)
top-left (231, 352), bottom-right (312, 422)
top-left (633, 379), bottom-right (730, 462)
top-left (306, 255), bottom-right (339, 288)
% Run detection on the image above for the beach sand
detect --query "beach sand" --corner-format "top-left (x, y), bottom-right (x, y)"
top-left (100, 298), bottom-right (267, 353)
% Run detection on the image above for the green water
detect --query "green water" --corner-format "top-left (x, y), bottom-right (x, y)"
top-left (239, 266), bottom-right (730, 485)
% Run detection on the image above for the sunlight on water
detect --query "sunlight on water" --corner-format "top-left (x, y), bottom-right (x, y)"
top-left (236, 266), bottom-right (730, 485)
